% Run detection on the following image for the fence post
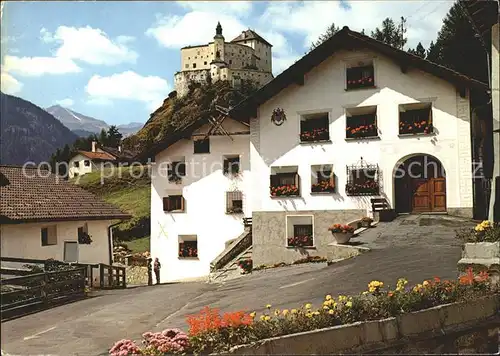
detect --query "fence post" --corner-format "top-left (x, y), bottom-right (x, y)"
top-left (41, 273), bottom-right (49, 306)
top-left (147, 258), bottom-right (153, 286)
top-left (99, 264), bottom-right (104, 288)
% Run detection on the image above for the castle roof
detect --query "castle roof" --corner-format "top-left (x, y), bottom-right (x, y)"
top-left (231, 29), bottom-right (272, 47)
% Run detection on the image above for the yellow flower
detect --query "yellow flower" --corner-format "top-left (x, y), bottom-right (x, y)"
top-left (282, 309), bottom-right (289, 316)
top-left (333, 302), bottom-right (337, 308)
top-left (250, 312), bottom-right (256, 318)
top-left (306, 312), bottom-right (313, 318)
top-left (313, 311), bottom-right (320, 316)
top-left (305, 303), bottom-right (312, 309)
top-left (260, 315), bottom-right (266, 321)
top-left (328, 309), bottom-right (335, 315)
top-left (264, 315), bottom-right (271, 321)
top-left (274, 309), bottom-right (280, 316)
top-left (323, 305), bottom-right (329, 310)
top-left (423, 280), bottom-right (430, 287)
top-left (325, 294), bottom-right (332, 301)
top-left (266, 304), bottom-right (272, 309)
top-left (475, 225), bottom-right (484, 232)
top-left (396, 278), bottom-right (408, 291)
top-left (338, 295), bottom-right (347, 302)
top-left (362, 291), bottom-right (369, 295)
top-left (346, 301), bottom-right (353, 308)
top-left (291, 309), bottom-right (298, 314)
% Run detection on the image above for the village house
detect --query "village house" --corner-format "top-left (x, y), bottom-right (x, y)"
top-left (150, 25), bottom-right (489, 281)
top-left (68, 141), bottom-right (134, 178)
top-left (174, 22), bottom-right (274, 97)
top-left (0, 165), bottom-right (130, 265)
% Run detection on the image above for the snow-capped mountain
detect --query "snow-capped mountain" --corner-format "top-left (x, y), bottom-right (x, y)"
top-left (45, 105), bottom-right (143, 137)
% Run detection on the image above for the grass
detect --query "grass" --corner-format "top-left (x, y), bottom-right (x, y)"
top-left (126, 236), bottom-right (150, 253)
top-left (71, 165), bottom-right (151, 246)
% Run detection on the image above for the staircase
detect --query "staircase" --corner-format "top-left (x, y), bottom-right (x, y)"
top-left (208, 217), bottom-right (252, 284)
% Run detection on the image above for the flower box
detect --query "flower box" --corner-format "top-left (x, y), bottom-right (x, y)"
top-left (287, 235), bottom-right (313, 248)
top-left (399, 119), bottom-right (432, 135)
top-left (271, 185), bottom-right (299, 197)
top-left (179, 243), bottom-right (198, 258)
top-left (345, 181), bottom-right (379, 196)
top-left (311, 181), bottom-right (335, 193)
top-left (346, 124), bottom-right (378, 139)
top-left (328, 224), bottom-right (355, 244)
top-left (347, 76), bottom-right (374, 90)
top-left (237, 259), bottom-right (253, 274)
top-left (300, 128), bottom-right (330, 142)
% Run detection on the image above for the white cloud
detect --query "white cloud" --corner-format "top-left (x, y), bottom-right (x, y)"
top-left (146, 11), bottom-right (247, 48)
top-left (2, 55), bottom-right (81, 76)
top-left (0, 71), bottom-right (23, 94)
top-left (85, 71), bottom-right (171, 111)
top-left (55, 98), bottom-right (74, 107)
top-left (45, 26), bottom-right (138, 65)
top-left (261, 1), bottom-right (452, 50)
top-left (175, 1), bottom-right (253, 16)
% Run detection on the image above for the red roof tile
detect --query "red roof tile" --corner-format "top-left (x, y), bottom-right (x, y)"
top-left (78, 151), bottom-right (116, 161)
top-left (0, 165), bottom-right (131, 223)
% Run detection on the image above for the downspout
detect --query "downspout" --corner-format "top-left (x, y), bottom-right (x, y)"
top-left (108, 221), bottom-right (122, 265)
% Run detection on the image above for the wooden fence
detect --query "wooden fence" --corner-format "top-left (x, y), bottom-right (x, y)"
top-left (1, 266), bottom-right (86, 321)
top-left (99, 264), bottom-right (126, 289)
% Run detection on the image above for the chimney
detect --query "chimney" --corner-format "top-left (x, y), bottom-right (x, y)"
top-left (92, 141), bottom-right (97, 152)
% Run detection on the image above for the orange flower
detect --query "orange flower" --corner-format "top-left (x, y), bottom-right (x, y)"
top-left (475, 270), bottom-right (489, 282)
top-left (459, 267), bottom-right (475, 285)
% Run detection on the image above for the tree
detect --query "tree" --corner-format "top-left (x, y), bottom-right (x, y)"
top-left (107, 125), bottom-right (123, 148)
top-left (408, 42), bottom-right (426, 58)
top-left (371, 17), bottom-right (408, 49)
top-left (424, 2), bottom-right (488, 83)
top-left (99, 129), bottom-right (108, 147)
top-left (310, 23), bottom-right (340, 51)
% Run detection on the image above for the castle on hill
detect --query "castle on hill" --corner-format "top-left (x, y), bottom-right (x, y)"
top-left (174, 22), bottom-right (274, 96)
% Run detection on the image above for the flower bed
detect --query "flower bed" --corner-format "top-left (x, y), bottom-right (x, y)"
top-left (254, 256), bottom-right (327, 271)
top-left (109, 270), bottom-right (497, 355)
top-left (287, 235), bottom-right (313, 247)
top-left (456, 220), bottom-right (500, 243)
top-left (270, 185), bottom-right (299, 197)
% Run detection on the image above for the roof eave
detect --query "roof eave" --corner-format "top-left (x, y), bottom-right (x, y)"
top-left (0, 214), bottom-right (132, 225)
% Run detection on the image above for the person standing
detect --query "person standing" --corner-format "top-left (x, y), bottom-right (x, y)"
top-left (153, 257), bottom-right (161, 285)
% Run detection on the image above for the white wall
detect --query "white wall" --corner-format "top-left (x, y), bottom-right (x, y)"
top-left (68, 154), bottom-right (94, 178)
top-left (251, 48), bottom-right (473, 214)
top-left (0, 220), bottom-right (112, 264)
top-left (151, 118), bottom-right (251, 282)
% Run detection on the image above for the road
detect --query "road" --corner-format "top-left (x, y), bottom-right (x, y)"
top-left (1, 215), bottom-right (472, 356)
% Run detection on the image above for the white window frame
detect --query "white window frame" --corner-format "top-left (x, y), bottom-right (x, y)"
top-left (285, 215), bottom-right (315, 248)
top-left (342, 56), bottom-right (378, 91)
top-left (41, 225), bottom-right (57, 246)
top-left (63, 241), bottom-right (79, 263)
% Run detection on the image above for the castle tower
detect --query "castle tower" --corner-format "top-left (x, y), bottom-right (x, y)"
top-left (213, 21), bottom-right (225, 62)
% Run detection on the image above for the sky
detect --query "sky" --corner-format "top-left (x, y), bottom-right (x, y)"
top-left (0, 1), bottom-right (454, 126)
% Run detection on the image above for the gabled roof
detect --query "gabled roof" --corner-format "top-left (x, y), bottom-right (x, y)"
top-left (99, 146), bottom-right (135, 161)
top-left (459, 0), bottom-right (499, 42)
top-left (229, 26), bottom-right (489, 120)
top-left (231, 29), bottom-right (272, 47)
top-left (0, 165), bottom-right (131, 223)
top-left (78, 150), bottom-right (116, 161)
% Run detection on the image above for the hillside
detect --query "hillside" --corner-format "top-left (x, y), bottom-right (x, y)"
top-left (123, 80), bottom-right (258, 156)
top-left (46, 104), bottom-right (143, 137)
top-left (73, 166), bottom-right (151, 243)
top-left (0, 92), bottom-right (79, 165)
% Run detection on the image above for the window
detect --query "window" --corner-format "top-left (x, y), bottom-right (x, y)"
top-left (226, 191), bottom-right (243, 214)
top-left (193, 63), bottom-right (197, 69)
top-left (193, 138), bottom-right (210, 154)
top-left (74, 161), bottom-right (79, 168)
top-left (270, 168), bottom-right (300, 197)
top-left (346, 106), bottom-right (378, 139)
top-left (41, 226), bottom-right (57, 246)
top-left (84, 160), bottom-right (90, 167)
top-left (204, 61), bottom-right (207, 65)
top-left (168, 161), bottom-right (186, 183)
top-left (163, 195), bottom-right (185, 212)
top-left (229, 60), bottom-right (232, 64)
top-left (64, 241), bottom-right (78, 262)
top-left (311, 165), bottom-right (335, 193)
top-left (185, 64), bottom-right (189, 68)
top-left (399, 103), bottom-right (433, 135)
top-left (300, 113), bottom-right (329, 142)
top-left (345, 163), bottom-right (380, 196)
top-left (223, 156), bottom-right (240, 175)
top-left (178, 235), bottom-right (198, 258)
top-left (286, 215), bottom-right (314, 247)
top-left (74, 172), bottom-right (79, 177)
top-left (346, 63), bottom-right (375, 90)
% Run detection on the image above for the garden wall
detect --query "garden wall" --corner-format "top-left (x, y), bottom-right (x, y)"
top-left (225, 295), bottom-right (499, 355)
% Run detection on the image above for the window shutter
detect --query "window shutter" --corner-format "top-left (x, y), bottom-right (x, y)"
top-left (329, 171), bottom-right (335, 187)
top-left (226, 192), bottom-right (232, 211)
top-left (294, 173), bottom-right (300, 190)
top-left (178, 162), bottom-right (186, 176)
top-left (163, 197), bottom-right (170, 212)
top-left (428, 107), bottom-right (433, 125)
top-left (181, 196), bottom-right (185, 211)
top-left (223, 159), bottom-right (229, 174)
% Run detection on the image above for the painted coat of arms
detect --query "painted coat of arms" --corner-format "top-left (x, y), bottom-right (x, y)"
top-left (271, 108), bottom-right (287, 126)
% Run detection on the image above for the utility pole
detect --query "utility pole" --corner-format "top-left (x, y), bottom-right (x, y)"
top-left (399, 16), bottom-right (407, 50)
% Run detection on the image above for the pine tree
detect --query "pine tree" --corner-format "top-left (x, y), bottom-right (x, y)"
top-left (371, 17), bottom-right (408, 49)
top-left (99, 128), bottom-right (108, 146)
top-left (310, 23), bottom-right (340, 51)
top-left (107, 125), bottom-right (123, 148)
top-left (408, 42), bottom-right (427, 58)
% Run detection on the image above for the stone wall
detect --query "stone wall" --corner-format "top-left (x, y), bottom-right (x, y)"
top-left (252, 209), bottom-right (364, 266)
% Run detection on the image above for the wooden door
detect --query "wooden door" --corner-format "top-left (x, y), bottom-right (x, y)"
top-left (411, 177), bottom-right (446, 212)
top-left (412, 179), bottom-right (431, 212)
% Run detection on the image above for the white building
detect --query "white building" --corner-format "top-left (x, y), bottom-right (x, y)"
top-left (151, 26), bottom-right (489, 280)
top-left (174, 22), bottom-right (274, 97)
top-left (0, 165), bottom-right (130, 265)
top-left (68, 142), bottom-right (133, 179)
